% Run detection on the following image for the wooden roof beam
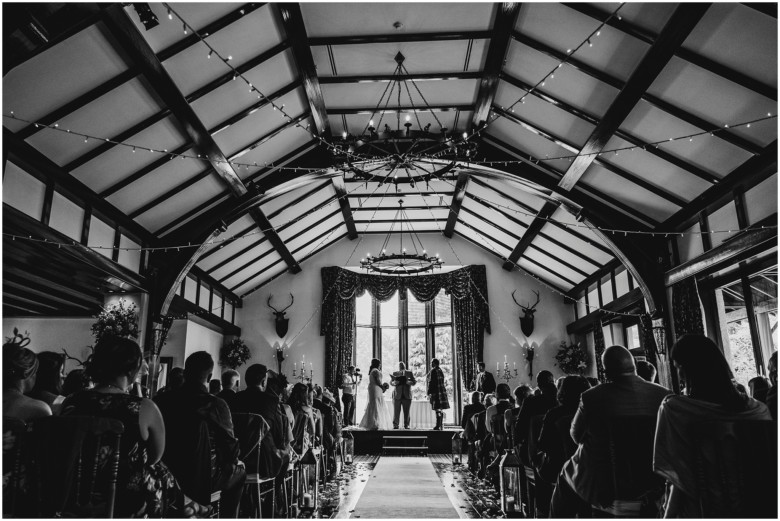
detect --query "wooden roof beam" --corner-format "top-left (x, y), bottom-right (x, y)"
top-left (308, 30), bottom-right (492, 46)
top-left (444, 172), bottom-right (470, 238)
top-left (557, 3), bottom-right (711, 191)
top-left (332, 176), bottom-right (358, 239)
top-left (472, 3), bottom-right (522, 130)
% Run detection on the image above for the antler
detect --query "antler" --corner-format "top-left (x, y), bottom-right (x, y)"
top-left (267, 293), bottom-right (294, 313)
top-left (511, 290), bottom-right (523, 308)
top-left (61, 348), bottom-right (86, 367)
top-left (523, 290), bottom-right (541, 311)
top-left (281, 293), bottom-right (294, 313)
top-left (267, 295), bottom-right (280, 313)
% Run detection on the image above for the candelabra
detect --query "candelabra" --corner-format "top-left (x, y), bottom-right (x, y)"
top-left (496, 361), bottom-right (518, 384)
top-left (293, 360), bottom-right (314, 383)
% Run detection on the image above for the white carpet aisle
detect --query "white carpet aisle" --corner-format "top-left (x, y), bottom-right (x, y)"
top-left (350, 456), bottom-right (459, 518)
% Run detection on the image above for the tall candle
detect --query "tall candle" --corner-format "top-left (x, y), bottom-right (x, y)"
top-left (505, 354), bottom-right (507, 363)
top-left (513, 362), bottom-right (516, 370)
top-left (497, 362), bottom-right (499, 371)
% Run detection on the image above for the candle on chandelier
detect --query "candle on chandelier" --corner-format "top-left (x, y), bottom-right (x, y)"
top-left (497, 362), bottom-right (500, 371)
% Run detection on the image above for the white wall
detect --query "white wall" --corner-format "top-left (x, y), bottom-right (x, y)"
top-left (2, 317), bottom-right (95, 373)
top-left (237, 233), bottom-right (578, 386)
top-left (185, 319), bottom-right (225, 375)
top-left (158, 319), bottom-right (188, 369)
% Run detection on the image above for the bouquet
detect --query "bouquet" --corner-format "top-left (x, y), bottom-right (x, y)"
top-left (381, 382), bottom-right (390, 392)
top-left (220, 338), bottom-right (251, 369)
top-left (554, 341), bottom-right (588, 375)
top-left (91, 299), bottom-right (139, 342)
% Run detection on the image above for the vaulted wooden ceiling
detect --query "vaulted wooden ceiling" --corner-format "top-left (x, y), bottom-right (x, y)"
top-left (3, 2), bottom-right (777, 315)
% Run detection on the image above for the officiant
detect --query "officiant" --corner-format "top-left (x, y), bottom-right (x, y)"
top-left (390, 362), bottom-right (416, 429)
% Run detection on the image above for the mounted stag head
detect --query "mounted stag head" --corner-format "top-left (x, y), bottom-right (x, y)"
top-left (268, 293), bottom-right (294, 338)
top-left (512, 290), bottom-right (540, 336)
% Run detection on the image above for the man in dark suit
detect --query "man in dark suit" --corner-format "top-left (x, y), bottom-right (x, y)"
top-left (230, 364), bottom-right (288, 480)
top-left (474, 362), bottom-right (496, 394)
top-left (550, 345), bottom-right (671, 517)
top-left (217, 369), bottom-right (240, 405)
top-left (156, 351), bottom-right (246, 518)
top-left (391, 362), bottom-right (416, 429)
top-left (461, 391), bottom-right (485, 430)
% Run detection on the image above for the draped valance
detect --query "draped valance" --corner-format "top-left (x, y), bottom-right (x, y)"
top-left (320, 265), bottom-right (491, 393)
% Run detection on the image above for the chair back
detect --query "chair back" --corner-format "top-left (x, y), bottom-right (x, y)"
top-left (3, 417), bottom-right (27, 517)
top-left (690, 419), bottom-right (777, 518)
top-left (232, 412), bottom-right (269, 474)
top-left (553, 413), bottom-right (577, 460)
top-left (28, 415), bottom-right (124, 518)
top-left (523, 414), bottom-right (545, 466)
top-left (605, 415), bottom-right (663, 504)
top-left (161, 410), bottom-right (213, 506)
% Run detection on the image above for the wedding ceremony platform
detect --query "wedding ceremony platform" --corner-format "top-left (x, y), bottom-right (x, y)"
top-left (348, 427), bottom-right (462, 455)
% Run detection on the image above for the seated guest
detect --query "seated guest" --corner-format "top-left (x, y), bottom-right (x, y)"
top-left (513, 370), bottom-right (557, 464)
top-left (3, 341), bottom-right (51, 422)
top-left (767, 351), bottom-right (777, 419)
top-left (27, 351), bottom-right (66, 414)
top-left (62, 336), bottom-right (180, 517)
top-left (654, 335), bottom-right (772, 517)
top-left (505, 384), bottom-right (532, 444)
top-left (636, 360), bottom-right (657, 383)
top-left (748, 375), bottom-right (770, 403)
top-left (287, 383), bottom-right (316, 457)
top-left (734, 382), bottom-right (748, 394)
top-left (536, 375), bottom-right (591, 484)
top-left (550, 345), bottom-right (670, 517)
top-left (156, 367), bottom-right (184, 397)
top-left (217, 369), bottom-right (240, 405)
top-left (209, 379), bottom-right (222, 395)
top-left (156, 352), bottom-right (245, 518)
top-left (231, 364), bottom-right (287, 480)
top-left (62, 368), bottom-right (91, 396)
top-left (312, 384), bottom-right (336, 451)
top-left (473, 395), bottom-right (495, 478)
top-left (461, 391), bottom-right (485, 430)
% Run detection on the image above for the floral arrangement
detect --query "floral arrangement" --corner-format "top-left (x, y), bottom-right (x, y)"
top-left (91, 299), bottom-right (139, 342)
top-left (554, 341), bottom-right (588, 375)
top-left (221, 338), bottom-right (251, 369)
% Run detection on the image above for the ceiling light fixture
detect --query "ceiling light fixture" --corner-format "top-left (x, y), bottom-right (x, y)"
top-left (360, 199), bottom-right (444, 275)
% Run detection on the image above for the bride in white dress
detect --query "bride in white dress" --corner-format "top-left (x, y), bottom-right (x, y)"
top-left (358, 358), bottom-right (393, 430)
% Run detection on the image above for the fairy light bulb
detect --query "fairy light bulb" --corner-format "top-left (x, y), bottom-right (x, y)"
top-left (183, 23), bottom-right (187, 34)
top-left (405, 114), bottom-right (411, 122)
top-left (167, 8), bottom-right (172, 19)
top-left (369, 119), bottom-right (374, 127)
top-left (342, 131), bottom-right (347, 138)
top-left (208, 50), bottom-right (213, 59)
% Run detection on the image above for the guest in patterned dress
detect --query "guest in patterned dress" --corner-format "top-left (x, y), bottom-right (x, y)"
top-left (61, 336), bottom-right (184, 518)
top-left (427, 358), bottom-right (449, 430)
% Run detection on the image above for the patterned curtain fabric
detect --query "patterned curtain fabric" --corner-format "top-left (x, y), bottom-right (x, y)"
top-left (671, 277), bottom-right (705, 338)
top-left (639, 314), bottom-right (658, 367)
top-left (320, 266), bottom-right (491, 394)
top-left (593, 319), bottom-right (606, 382)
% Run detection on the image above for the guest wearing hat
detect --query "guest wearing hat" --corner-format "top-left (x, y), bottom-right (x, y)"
top-left (3, 336), bottom-right (51, 422)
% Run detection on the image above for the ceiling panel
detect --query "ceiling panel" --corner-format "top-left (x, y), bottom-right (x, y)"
top-left (620, 101), bottom-right (754, 177)
top-left (459, 212), bottom-right (520, 249)
top-left (162, 5), bottom-right (285, 97)
top-left (356, 222), bottom-right (443, 234)
top-left (210, 245), bottom-right (280, 283)
top-left (486, 117), bottom-right (574, 173)
top-left (261, 180), bottom-right (326, 217)
top-left (543, 208), bottom-right (614, 264)
top-left (284, 213), bottom-right (345, 253)
top-left (279, 207), bottom-right (341, 244)
top-left (517, 258), bottom-right (574, 291)
top-left (3, 23), bottom-right (129, 130)
top-left (232, 121), bottom-right (314, 180)
top-left (322, 79), bottom-right (479, 108)
top-left (578, 163), bottom-right (680, 223)
top-left (524, 248), bottom-right (586, 286)
top-left (316, 40), bottom-right (489, 77)
top-left (128, 3), bottom-right (244, 54)
top-left (300, 3), bottom-right (496, 37)
top-left (468, 178), bottom-right (546, 215)
top-left (330, 110), bottom-right (473, 137)
top-left (648, 57), bottom-right (777, 147)
top-left (454, 223), bottom-right (512, 259)
top-left (530, 233), bottom-right (603, 272)
top-left (587, 3), bottom-right (676, 35)
top-left (134, 175), bottom-right (225, 233)
top-left (270, 185), bottom-right (337, 229)
top-left (494, 80), bottom-right (597, 147)
top-left (231, 261), bottom-right (288, 297)
top-left (293, 225), bottom-right (348, 261)
top-left (504, 39), bottom-right (620, 119)
top-left (516, 3), bottom-right (650, 83)
top-left (198, 215), bottom-right (257, 258)
top-left (682, 3), bottom-right (777, 90)
top-left (461, 197), bottom-right (529, 238)
top-left (66, 116), bottom-right (189, 193)
top-left (191, 49), bottom-right (299, 130)
top-left (214, 89), bottom-right (308, 156)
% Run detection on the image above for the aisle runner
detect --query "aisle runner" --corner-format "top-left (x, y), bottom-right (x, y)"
top-left (350, 457), bottom-right (459, 518)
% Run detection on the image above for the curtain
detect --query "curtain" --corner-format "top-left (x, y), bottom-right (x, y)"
top-left (671, 277), bottom-right (705, 338)
top-left (593, 319), bottom-right (606, 382)
top-left (320, 266), bottom-right (491, 395)
top-left (639, 314), bottom-right (659, 367)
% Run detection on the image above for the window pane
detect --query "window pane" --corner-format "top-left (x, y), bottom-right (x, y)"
top-left (355, 327), bottom-right (373, 410)
top-left (380, 291), bottom-right (399, 327)
top-left (717, 279), bottom-right (756, 390)
top-left (434, 326), bottom-right (455, 424)
top-left (625, 324), bottom-right (640, 349)
top-left (381, 328), bottom-right (399, 398)
top-left (408, 292), bottom-right (426, 326)
top-left (408, 328), bottom-right (428, 401)
top-left (434, 289), bottom-right (451, 323)
top-left (356, 291), bottom-right (372, 326)
top-left (750, 265), bottom-right (777, 369)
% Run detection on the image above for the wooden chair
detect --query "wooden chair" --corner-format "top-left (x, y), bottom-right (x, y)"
top-left (690, 419), bottom-right (777, 518)
top-left (232, 412), bottom-right (274, 518)
top-left (3, 417), bottom-right (27, 518)
top-left (28, 415), bottom-right (124, 518)
top-left (595, 415), bottom-right (664, 518)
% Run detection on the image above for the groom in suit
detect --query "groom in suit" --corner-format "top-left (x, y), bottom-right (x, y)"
top-left (391, 362), bottom-right (416, 429)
